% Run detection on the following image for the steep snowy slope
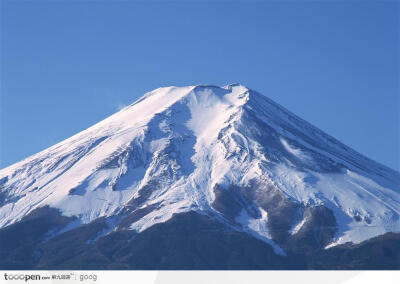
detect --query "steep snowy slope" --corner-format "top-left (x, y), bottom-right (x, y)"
top-left (0, 84), bottom-right (399, 255)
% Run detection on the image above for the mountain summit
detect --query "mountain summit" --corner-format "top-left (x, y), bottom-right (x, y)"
top-left (1, 84), bottom-right (399, 269)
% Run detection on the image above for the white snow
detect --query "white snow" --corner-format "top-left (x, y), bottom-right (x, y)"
top-left (289, 217), bottom-right (307, 235)
top-left (0, 83), bottom-right (399, 250)
top-left (280, 138), bottom-right (312, 163)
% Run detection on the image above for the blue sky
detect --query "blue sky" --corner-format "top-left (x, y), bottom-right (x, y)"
top-left (1, 0), bottom-right (399, 171)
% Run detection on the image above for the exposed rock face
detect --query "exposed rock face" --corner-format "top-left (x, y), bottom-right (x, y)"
top-left (1, 209), bottom-right (398, 269)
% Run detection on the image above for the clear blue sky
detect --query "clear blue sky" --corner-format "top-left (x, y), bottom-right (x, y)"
top-left (1, 0), bottom-right (399, 171)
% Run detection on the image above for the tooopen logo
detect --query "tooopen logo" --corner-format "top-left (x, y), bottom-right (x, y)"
top-left (4, 273), bottom-right (41, 282)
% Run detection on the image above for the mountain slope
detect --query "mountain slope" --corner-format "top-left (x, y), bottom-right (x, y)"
top-left (0, 84), bottom-right (399, 269)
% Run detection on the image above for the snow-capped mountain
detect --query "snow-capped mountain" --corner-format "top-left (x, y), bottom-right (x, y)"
top-left (1, 84), bottom-right (399, 269)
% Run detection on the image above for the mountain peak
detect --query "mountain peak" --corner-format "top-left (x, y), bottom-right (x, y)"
top-left (0, 84), bottom-right (399, 253)
top-left (133, 83), bottom-right (251, 105)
